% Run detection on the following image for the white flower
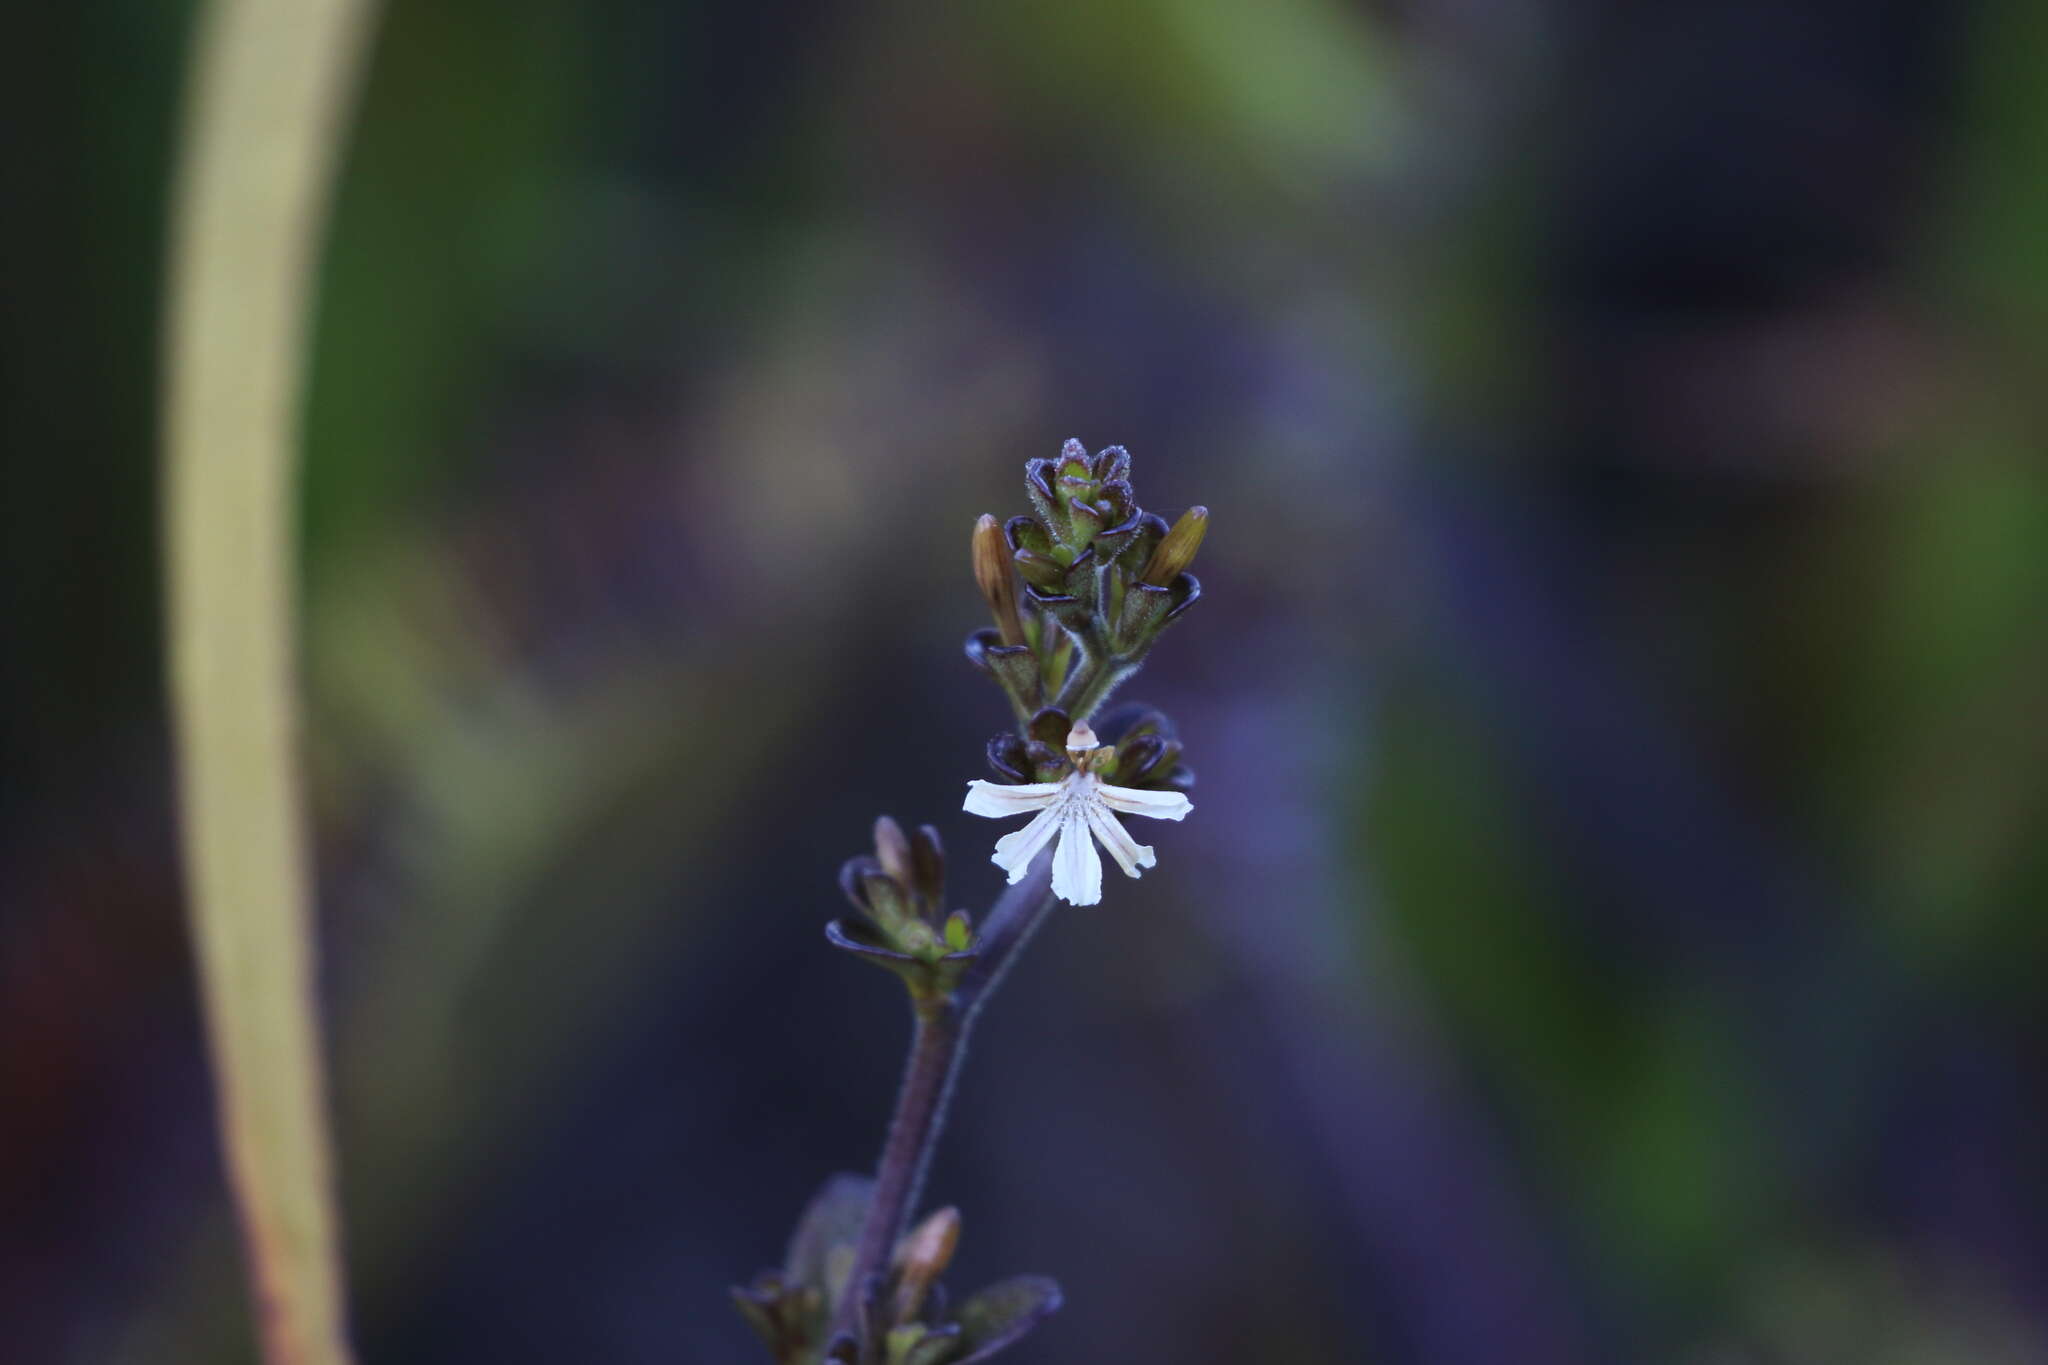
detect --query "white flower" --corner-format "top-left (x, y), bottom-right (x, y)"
top-left (962, 722), bottom-right (1192, 906)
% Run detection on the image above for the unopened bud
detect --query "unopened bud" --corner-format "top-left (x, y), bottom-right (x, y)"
top-left (1012, 548), bottom-right (1067, 592)
top-left (971, 514), bottom-right (1027, 647)
top-left (943, 910), bottom-right (973, 951)
top-left (890, 1206), bottom-right (961, 1325)
top-left (1140, 505), bottom-right (1208, 586)
top-left (911, 825), bottom-right (946, 907)
top-left (1056, 437), bottom-right (1092, 484)
top-left (873, 816), bottom-right (914, 888)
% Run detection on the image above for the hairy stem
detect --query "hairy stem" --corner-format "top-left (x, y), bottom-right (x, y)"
top-left (956, 864), bottom-right (1060, 1009)
top-left (1056, 651), bottom-right (1135, 724)
top-left (827, 863), bottom-right (1057, 1350)
top-left (830, 1007), bottom-right (963, 1345)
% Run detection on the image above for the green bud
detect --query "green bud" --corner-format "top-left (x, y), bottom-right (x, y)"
top-left (965, 627), bottom-right (1041, 723)
top-left (1115, 571), bottom-right (1201, 651)
top-left (897, 918), bottom-right (940, 959)
top-left (1091, 501), bottom-right (1143, 562)
top-left (860, 873), bottom-right (914, 937)
top-left (1025, 707), bottom-right (1071, 748)
top-left (1065, 496), bottom-right (1105, 547)
top-left (1011, 547), bottom-right (1066, 592)
top-left (1057, 547), bottom-right (1099, 602)
top-left (1004, 515), bottom-right (1051, 555)
top-left (837, 817), bottom-right (962, 968)
top-left (1055, 437), bottom-right (1092, 485)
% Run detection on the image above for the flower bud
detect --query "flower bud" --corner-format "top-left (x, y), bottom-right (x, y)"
top-left (890, 1206), bottom-right (961, 1326)
top-left (910, 824), bottom-right (946, 905)
top-left (873, 816), bottom-right (915, 888)
top-left (1011, 548), bottom-right (1066, 592)
top-left (1026, 707), bottom-right (1072, 749)
top-left (942, 910), bottom-right (973, 951)
top-left (971, 514), bottom-right (1027, 647)
top-left (839, 817), bottom-right (959, 966)
top-left (1091, 495), bottom-right (1143, 562)
top-left (841, 854), bottom-right (913, 938)
top-left (1055, 437), bottom-right (1092, 484)
top-left (1140, 505), bottom-right (1208, 586)
top-left (1065, 496), bottom-right (1106, 547)
top-left (1004, 515), bottom-right (1052, 556)
top-left (965, 627), bottom-right (1042, 721)
top-left (1115, 570), bottom-right (1200, 649)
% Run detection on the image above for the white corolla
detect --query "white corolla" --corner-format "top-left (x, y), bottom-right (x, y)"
top-left (962, 722), bottom-right (1192, 906)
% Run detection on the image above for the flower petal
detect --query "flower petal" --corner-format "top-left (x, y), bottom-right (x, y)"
top-left (1085, 803), bottom-right (1156, 879)
top-left (963, 780), bottom-right (1061, 818)
top-left (1095, 782), bottom-right (1192, 821)
top-left (990, 804), bottom-right (1061, 883)
top-left (1051, 808), bottom-right (1102, 905)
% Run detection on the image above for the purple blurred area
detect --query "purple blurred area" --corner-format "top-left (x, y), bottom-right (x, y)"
top-left (5, 0), bottom-right (2048, 1362)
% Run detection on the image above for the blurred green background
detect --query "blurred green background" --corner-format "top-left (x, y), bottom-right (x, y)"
top-left (5, 0), bottom-right (2048, 1362)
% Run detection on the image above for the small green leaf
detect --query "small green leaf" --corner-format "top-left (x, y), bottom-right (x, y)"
top-left (785, 1174), bottom-right (873, 1294)
top-left (885, 1323), bottom-right (937, 1365)
top-left (729, 1284), bottom-right (781, 1350)
top-left (905, 1324), bottom-right (965, 1365)
top-left (953, 1276), bottom-right (1063, 1362)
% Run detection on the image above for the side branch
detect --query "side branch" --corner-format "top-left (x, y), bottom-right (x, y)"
top-left (826, 862), bottom-right (1054, 1349)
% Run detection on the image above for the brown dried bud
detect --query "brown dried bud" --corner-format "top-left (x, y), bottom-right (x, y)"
top-left (1140, 505), bottom-right (1208, 586)
top-left (971, 514), bottom-right (1027, 647)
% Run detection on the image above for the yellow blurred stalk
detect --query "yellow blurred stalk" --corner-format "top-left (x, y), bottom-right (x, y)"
top-left (163, 2), bottom-right (381, 1363)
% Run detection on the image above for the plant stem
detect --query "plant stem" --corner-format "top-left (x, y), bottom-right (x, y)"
top-left (164, 2), bottom-right (380, 1362)
top-left (956, 864), bottom-right (1059, 1009)
top-left (1056, 651), bottom-right (1135, 723)
top-left (827, 863), bottom-right (1057, 1350)
top-left (830, 1005), bottom-right (962, 1346)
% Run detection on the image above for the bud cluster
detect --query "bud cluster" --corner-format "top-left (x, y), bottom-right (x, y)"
top-left (967, 439), bottom-right (1204, 727)
top-left (830, 818), bottom-right (977, 1003)
top-left (735, 1178), bottom-right (1059, 1365)
top-left (985, 704), bottom-right (1194, 792)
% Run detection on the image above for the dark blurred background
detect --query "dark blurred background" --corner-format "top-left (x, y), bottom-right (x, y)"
top-left (6, 0), bottom-right (2048, 1362)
